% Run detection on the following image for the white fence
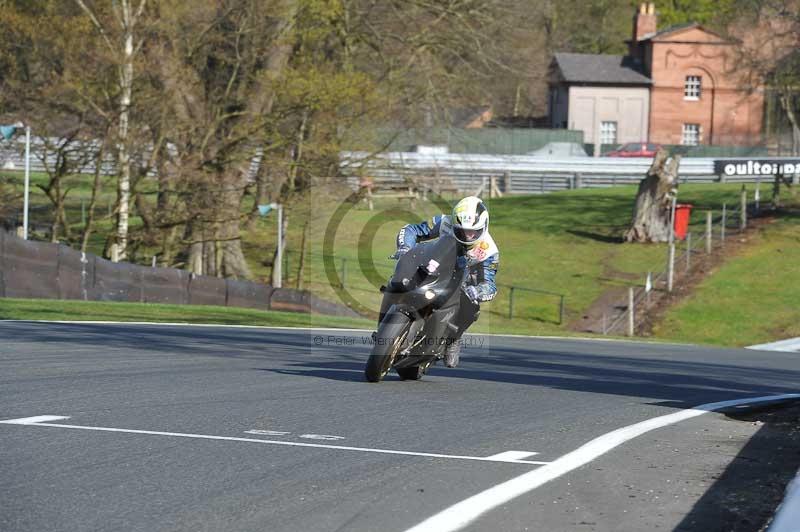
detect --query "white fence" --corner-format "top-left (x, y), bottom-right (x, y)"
top-left (0, 136), bottom-right (262, 180)
top-left (4, 138), bottom-right (798, 194)
top-left (341, 151), bottom-right (800, 194)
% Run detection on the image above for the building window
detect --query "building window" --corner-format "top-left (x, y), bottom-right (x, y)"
top-left (682, 124), bottom-right (700, 145)
top-left (600, 121), bottom-right (617, 145)
top-left (684, 75), bottom-right (701, 100)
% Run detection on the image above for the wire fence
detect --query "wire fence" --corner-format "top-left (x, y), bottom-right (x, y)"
top-left (601, 191), bottom-right (755, 336)
top-left (277, 248), bottom-right (567, 323)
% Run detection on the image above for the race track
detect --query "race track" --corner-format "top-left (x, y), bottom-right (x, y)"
top-left (1, 321), bottom-right (798, 532)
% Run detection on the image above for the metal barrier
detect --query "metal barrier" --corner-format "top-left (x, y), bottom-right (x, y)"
top-left (0, 230), bottom-right (360, 318)
top-left (341, 152), bottom-right (800, 194)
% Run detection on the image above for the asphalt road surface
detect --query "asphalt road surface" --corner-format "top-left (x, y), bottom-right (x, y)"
top-left (2, 321), bottom-right (799, 532)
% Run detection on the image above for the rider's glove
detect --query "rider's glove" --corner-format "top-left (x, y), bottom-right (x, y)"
top-left (463, 285), bottom-right (481, 303)
top-left (390, 246), bottom-right (411, 260)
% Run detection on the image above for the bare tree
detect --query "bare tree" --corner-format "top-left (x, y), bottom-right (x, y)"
top-left (75, 0), bottom-right (148, 261)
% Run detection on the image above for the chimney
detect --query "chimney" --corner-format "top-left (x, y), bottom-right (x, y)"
top-left (632, 2), bottom-right (657, 42)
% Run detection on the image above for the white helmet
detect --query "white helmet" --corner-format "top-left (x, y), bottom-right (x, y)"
top-left (451, 196), bottom-right (488, 246)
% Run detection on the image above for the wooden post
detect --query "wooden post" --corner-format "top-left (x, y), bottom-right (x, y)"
top-left (627, 287), bottom-right (635, 337)
top-left (740, 186), bottom-right (747, 230)
top-left (706, 211), bottom-right (713, 254)
top-left (667, 243), bottom-right (675, 292)
top-left (509, 286), bottom-right (516, 319)
top-left (721, 203), bottom-right (727, 243)
top-left (755, 178), bottom-right (761, 213)
top-left (686, 232), bottom-right (692, 272)
top-left (503, 171), bottom-right (512, 194)
top-left (602, 312), bottom-right (607, 335)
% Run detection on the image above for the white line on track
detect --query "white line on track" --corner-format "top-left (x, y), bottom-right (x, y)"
top-left (0, 415), bottom-right (548, 466)
top-left (0, 319), bottom-right (693, 346)
top-left (402, 393), bottom-right (800, 532)
top-left (747, 337), bottom-right (800, 353)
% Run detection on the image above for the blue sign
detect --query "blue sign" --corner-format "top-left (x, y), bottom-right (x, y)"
top-left (0, 125), bottom-right (17, 140)
top-left (257, 204), bottom-right (273, 216)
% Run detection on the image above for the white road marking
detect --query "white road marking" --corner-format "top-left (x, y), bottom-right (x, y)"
top-left (0, 415), bottom-right (548, 466)
top-left (244, 430), bottom-right (291, 436)
top-left (747, 337), bottom-right (800, 353)
top-left (484, 451), bottom-right (539, 462)
top-left (299, 434), bottom-right (346, 441)
top-left (0, 319), bottom-right (693, 346)
top-left (403, 393), bottom-right (800, 532)
top-left (0, 415), bottom-right (70, 424)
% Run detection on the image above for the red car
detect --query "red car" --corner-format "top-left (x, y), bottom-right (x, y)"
top-left (603, 142), bottom-right (662, 157)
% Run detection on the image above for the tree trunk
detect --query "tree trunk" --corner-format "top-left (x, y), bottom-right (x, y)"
top-left (81, 148), bottom-right (105, 252)
top-left (780, 93), bottom-right (800, 156)
top-left (624, 149), bottom-right (681, 243)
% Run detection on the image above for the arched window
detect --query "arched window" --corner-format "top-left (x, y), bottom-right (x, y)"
top-left (684, 75), bottom-right (702, 100)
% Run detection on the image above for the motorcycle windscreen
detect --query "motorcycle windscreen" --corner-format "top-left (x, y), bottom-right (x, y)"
top-left (391, 235), bottom-right (460, 289)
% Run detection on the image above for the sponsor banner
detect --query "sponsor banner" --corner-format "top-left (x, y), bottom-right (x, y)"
top-left (715, 159), bottom-right (800, 177)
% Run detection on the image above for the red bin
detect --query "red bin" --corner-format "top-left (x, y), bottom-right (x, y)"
top-left (673, 204), bottom-right (693, 240)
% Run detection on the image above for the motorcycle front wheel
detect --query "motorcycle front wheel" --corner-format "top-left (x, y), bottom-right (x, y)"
top-left (364, 312), bottom-right (411, 383)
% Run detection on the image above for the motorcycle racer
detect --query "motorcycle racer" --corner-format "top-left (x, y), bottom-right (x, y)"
top-left (385, 196), bottom-right (499, 368)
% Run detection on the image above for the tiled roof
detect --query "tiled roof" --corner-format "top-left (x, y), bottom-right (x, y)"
top-left (553, 53), bottom-right (652, 85)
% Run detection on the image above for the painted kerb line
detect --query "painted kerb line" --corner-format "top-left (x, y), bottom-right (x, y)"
top-left (402, 393), bottom-right (800, 532)
top-left (0, 416), bottom-right (548, 466)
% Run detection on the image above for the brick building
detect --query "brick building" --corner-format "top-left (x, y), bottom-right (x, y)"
top-left (549, 3), bottom-right (764, 147)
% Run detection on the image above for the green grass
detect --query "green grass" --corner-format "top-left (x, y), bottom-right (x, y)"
top-left (5, 172), bottom-right (794, 343)
top-left (0, 297), bottom-right (374, 329)
top-left (652, 211), bottom-right (800, 347)
top-left (239, 183), bottom-right (770, 336)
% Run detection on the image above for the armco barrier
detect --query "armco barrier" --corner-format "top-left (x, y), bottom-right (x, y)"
top-left (188, 275), bottom-right (227, 307)
top-left (226, 279), bottom-right (273, 311)
top-left (341, 151), bottom-right (799, 194)
top-left (140, 266), bottom-right (190, 305)
top-left (91, 257), bottom-right (142, 302)
top-left (269, 288), bottom-right (311, 313)
top-left (2, 235), bottom-right (60, 299)
top-left (0, 230), bottom-right (360, 318)
top-left (57, 245), bottom-right (92, 300)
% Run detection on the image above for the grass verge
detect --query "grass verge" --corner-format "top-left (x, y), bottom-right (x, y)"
top-left (0, 297), bottom-right (374, 329)
top-left (652, 209), bottom-right (800, 347)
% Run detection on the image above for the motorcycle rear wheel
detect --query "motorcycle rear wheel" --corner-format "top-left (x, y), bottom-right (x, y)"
top-left (365, 312), bottom-right (411, 383)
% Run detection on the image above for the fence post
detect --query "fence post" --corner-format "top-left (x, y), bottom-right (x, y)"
top-left (706, 211), bottom-right (713, 254)
top-left (740, 186), bottom-right (747, 230)
top-left (340, 257), bottom-right (347, 288)
top-left (667, 243), bottom-right (675, 292)
top-left (627, 287), bottom-right (635, 337)
top-left (503, 171), bottom-right (512, 194)
top-left (509, 286), bottom-right (516, 319)
top-left (721, 203), bottom-right (727, 243)
top-left (686, 232), bottom-right (692, 272)
top-left (755, 178), bottom-right (761, 213)
top-left (559, 295), bottom-right (565, 325)
top-left (602, 312), bottom-right (607, 335)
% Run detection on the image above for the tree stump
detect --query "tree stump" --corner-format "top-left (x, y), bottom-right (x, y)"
top-left (624, 149), bottom-right (681, 243)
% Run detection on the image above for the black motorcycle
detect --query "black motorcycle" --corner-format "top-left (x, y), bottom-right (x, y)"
top-left (364, 235), bottom-right (466, 382)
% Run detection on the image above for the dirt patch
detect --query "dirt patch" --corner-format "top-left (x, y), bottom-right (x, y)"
top-left (676, 401), bottom-right (800, 531)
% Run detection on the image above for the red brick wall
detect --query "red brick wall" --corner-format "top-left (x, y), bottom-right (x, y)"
top-left (647, 28), bottom-right (763, 145)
